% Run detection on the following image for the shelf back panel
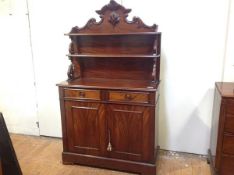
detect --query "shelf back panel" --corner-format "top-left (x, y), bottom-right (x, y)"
top-left (72, 35), bottom-right (156, 55)
top-left (79, 57), bottom-right (154, 80)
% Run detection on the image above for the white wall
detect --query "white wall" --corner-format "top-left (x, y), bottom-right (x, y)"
top-left (223, 0), bottom-right (234, 81)
top-left (27, 0), bottom-right (122, 137)
top-left (124, 0), bottom-right (229, 154)
top-left (0, 0), bottom-right (39, 135)
top-left (0, 0), bottom-right (232, 154)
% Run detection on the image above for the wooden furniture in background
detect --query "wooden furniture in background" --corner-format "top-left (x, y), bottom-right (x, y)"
top-left (0, 113), bottom-right (22, 175)
top-left (57, 1), bottom-right (161, 174)
top-left (0, 158), bottom-right (2, 175)
top-left (208, 82), bottom-right (234, 175)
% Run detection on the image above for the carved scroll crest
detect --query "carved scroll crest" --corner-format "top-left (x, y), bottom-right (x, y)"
top-left (96, 0), bottom-right (131, 16)
top-left (68, 0), bottom-right (157, 33)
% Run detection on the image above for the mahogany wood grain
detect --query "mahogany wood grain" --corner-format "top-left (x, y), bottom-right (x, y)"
top-left (64, 88), bottom-right (100, 100)
top-left (108, 91), bottom-right (149, 104)
top-left (81, 58), bottom-right (154, 80)
top-left (74, 35), bottom-right (157, 55)
top-left (220, 155), bottom-right (234, 175)
top-left (226, 100), bottom-right (234, 115)
top-left (222, 134), bottom-right (234, 155)
top-left (57, 1), bottom-right (160, 174)
top-left (107, 105), bottom-right (153, 162)
top-left (64, 101), bottom-right (106, 157)
top-left (224, 115), bottom-right (234, 134)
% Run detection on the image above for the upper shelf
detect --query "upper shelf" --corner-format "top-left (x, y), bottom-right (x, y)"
top-left (65, 32), bottom-right (161, 37)
top-left (67, 54), bottom-right (160, 58)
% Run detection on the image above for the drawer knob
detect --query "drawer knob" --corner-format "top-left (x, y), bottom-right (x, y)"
top-left (125, 94), bottom-right (132, 100)
top-left (79, 91), bottom-right (85, 97)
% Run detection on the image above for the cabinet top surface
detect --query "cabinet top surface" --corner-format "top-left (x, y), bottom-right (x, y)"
top-left (216, 82), bottom-right (234, 98)
top-left (57, 78), bottom-right (159, 92)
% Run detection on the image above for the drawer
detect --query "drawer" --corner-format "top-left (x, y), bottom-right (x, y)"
top-left (222, 134), bottom-right (234, 155)
top-left (224, 115), bottom-right (234, 134)
top-left (221, 155), bottom-right (234, 175)
top-left (108, 91), bottom-right (149, 103)
top-left (64, 89), bottom-right (100, 100)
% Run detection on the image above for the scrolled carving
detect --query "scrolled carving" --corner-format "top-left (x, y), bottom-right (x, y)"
top-left (67, 63), bottom-right (75, 80)
top-left (67, 59), bottom-right (81, 80)
top-left (67, 0), bottom-right (158, 33)
top-left (109, 12), bottom-right (120, 27)
top-left (69, 18), bottom-right (103, 34)
top-left (130, 17), bottom-right (158, 30)
top-left (96, 0), bottom-right (131, 15)
top-left (69, 42), bottom-right (75, 54)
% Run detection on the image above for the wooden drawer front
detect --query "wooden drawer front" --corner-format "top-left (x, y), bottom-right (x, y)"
top-left (221, 155), bottom-right (234, 175)
top-left (222, 135), bottom-right (234, 155)
top-left (224, 116), bottom-right (234, 134)
top-left (226, 101), bottom-right (234, 115)
top-left (109, 91), bottom-right (149, 103)
top-left (64, 89), bottom-right (100, 100)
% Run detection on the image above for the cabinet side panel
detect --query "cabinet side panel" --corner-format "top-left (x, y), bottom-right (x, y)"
top-left (210, 89), bottom-right (224, 170)
top-left (210, 89), bottom-right (221, 152)
top-left (210, 88), bottom-right (221, 168)
top-left (154, 92), bottom-right (159, 153)
top-left (58, 87), bottom-right (68, 151)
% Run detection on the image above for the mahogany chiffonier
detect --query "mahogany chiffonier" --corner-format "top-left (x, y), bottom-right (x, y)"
top-left (208, 82), bottom-right (234, 175)
top-left (57, 1), bottom-right (161, 174)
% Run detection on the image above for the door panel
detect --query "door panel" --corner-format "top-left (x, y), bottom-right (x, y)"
top-left (107, 104), bottom-right (153, 162)
top-left (0, 7), bottom-right (39, 135)
top-left (65, 101), bottom-right (106, 156)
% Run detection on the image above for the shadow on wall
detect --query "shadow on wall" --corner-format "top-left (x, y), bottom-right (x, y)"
top-left (158, 49), bottom-right (169, 149)
top-left (158, 48), bottom-right (215, 154)
top-left (176, 88), bottom-right (214, 155)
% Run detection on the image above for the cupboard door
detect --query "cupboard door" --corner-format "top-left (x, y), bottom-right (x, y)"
top-left (64, 101), bottom-right (106, 156)
top-left (107, 104), bottom-right (154, 162)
